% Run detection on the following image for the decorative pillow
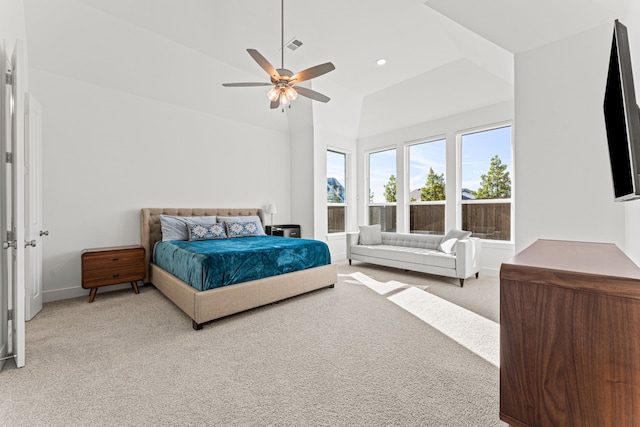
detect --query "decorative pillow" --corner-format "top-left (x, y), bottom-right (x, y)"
top-left (160, 215), bottom-right (217, 241)
top-left (217, 215), bottom-right (266, 236)
top-left (226, 220), bottom-right (262, 238)
top-left (358, 224), bottom-right (382, 245)
top-left (187, 223), bottom-right (227, 241)
top-left (438, 228), bottom-right (472, 254)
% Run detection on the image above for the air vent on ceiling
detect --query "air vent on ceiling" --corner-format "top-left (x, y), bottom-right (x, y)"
top-left (284, 38), bottom-right (303, 51)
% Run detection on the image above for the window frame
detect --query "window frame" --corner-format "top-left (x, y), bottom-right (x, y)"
top-left (406, 136), bottom-right (447, 235)
top-left (457, 121), bottom-right (514, 243)
top-left (366, 146), bottom-right (398, 231)
top-left (326, 148), bottom-right (348, 235)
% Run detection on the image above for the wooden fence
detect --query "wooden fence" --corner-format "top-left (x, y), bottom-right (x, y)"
top-left (368, 206), bottom-right (397, 232)
top-left (462, 202), bottom-right (511, 241)
top-left (367, 202), bottom-right (511, 241)
top-left (328, 206), bottom-right (346, 233)
top-left (409, 205), bottom-right (445, 234)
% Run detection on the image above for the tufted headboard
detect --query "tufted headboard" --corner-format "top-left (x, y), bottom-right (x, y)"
top-left (140, 208), bottom-right (264, 283)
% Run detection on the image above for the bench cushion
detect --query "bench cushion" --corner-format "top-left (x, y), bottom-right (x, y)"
top-left (350, 244), bottom-right (456, 269)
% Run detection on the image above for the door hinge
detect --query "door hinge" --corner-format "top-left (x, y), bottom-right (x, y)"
top-left (5, 70), bottom-right (12, 85)
top-left (2, 230), bottom-right (16, 250)
top-left (7, 309), bottom-right (12, 321)
top-left (5, 152), bottom-right (12, 163)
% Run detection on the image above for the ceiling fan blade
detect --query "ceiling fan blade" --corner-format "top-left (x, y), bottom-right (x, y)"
top-left (291, 62), bottom-right (335, 84)
top-left (293, 86), bottom-right (331, 103)
top-left (270, 99), bottom-right (280, 109)
top-left (247, 49), bottom-right (281, 80)
top-left (222, 82), bottom-right (273, 87)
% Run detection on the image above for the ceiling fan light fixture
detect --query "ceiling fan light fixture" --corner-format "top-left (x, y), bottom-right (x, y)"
top-left (279, 91), bottom-right (291, 106)
top-left (284, 86), bottom-right (298, 101)
top-left (267, 87), bottom-right (280, 102)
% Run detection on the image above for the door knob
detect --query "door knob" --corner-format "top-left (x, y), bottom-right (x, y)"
top-left (39, 230), bottom-right (49, 237)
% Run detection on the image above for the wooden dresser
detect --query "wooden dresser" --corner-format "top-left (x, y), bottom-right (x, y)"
top-left (500, 239), bottom-right (640, 427)
top-left (81, 245), bottom-right (145, 303)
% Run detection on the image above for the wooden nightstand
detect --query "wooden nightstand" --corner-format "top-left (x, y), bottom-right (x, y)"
top-left (81, 245), bottom-right (145, 303)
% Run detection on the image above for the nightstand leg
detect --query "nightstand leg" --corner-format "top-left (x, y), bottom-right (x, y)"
top-left (131, 281), bottom-right (139, 294)
top-left (89, 288), bottom-right (97, 303)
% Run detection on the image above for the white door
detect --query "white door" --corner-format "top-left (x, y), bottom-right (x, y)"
top-left (0, 40), bottom-right (8, 371)
top-left (10, 40), bottom-right (26, 368)
top-left (25, 94), bottom-right (43, 321)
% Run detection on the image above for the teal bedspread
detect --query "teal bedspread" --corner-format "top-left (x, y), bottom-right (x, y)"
top-left (153, 236), bottom-right (331, 291)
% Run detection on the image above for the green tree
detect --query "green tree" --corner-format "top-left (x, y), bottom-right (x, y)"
top-left (327, 184), bottom-right (344, 203)
top-left (476, 155), bottom-right (511, 199)
top-left (421, 168), bottom-right (446, 201)
top-left (384, 175), bottom-right (397, 202)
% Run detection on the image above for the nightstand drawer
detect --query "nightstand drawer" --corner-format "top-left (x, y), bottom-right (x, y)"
top-left (82, 249), bottom-right (143, 271)
top-left (82, 265), bottom-right (145, 288)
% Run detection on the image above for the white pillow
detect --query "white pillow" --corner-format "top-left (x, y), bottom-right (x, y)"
top-left (358, 224), bottom-right (382, 245)
top-left (160, 215), bottom-right (217, 241)
top-left (438, 228), bottom-right (472, 254)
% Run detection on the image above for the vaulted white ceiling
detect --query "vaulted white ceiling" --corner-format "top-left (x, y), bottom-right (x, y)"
top-left (22, 0), bottom-right (630, 136)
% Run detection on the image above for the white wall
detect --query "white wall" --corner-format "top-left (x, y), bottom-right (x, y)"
top-left (357, 101), bottom-right (515, 277)
top-left (624, 5), bottom-right (640, 265)
top-left (0, 0), bottom-right (27, 60)
top-left (514, 25), bottom-right (626, 253)
top-left (31, 68), bottom-right (290, 302)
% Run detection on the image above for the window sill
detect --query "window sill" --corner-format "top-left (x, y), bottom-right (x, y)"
top-left (326, 233), bottom-right (346, 241)
top-left (479, 240), bottom-right (515, 250)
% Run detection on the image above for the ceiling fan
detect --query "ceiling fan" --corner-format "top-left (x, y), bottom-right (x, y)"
top-left (222, 0), bottom-right (335, 110)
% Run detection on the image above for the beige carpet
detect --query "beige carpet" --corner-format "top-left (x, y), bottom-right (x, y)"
top-left (1, 261), bottom-right (505, 426)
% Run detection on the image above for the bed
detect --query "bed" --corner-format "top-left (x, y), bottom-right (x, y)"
top-left (140, 208), bottom-right (337, 330)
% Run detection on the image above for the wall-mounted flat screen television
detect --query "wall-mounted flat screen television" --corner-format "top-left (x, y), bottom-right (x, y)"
top-left (604, 19), bottom-right (640, 201)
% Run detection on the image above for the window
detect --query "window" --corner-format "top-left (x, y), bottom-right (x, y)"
top-left (408, 138), bottom-right (446, 234)
top-left (327, 150), bottom-right (346, 233)
top-left (368, 149), bottom-right (397, 232)
top-left (460, 125), bottom-right (512, 241)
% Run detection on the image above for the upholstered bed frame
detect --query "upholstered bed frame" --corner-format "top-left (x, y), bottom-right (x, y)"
top-left (140, 208), bottom-right (337, 330)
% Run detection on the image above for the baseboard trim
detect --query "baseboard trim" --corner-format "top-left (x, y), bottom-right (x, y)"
top-left (43, 282), bottom-right (142, 303)
top-left (480, 267), bottom-right (499, 278)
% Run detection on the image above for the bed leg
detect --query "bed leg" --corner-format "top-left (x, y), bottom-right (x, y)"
top-left (459, 279), bottom-right (464, 287)
top-left (475, 272), bottom-right (479, 279)
top-left (192, 320), bottom-right (202, 331)
top-left (328, 284), bottom-right (335, 288)
top-left (348, 259), bottom-right (352, 266)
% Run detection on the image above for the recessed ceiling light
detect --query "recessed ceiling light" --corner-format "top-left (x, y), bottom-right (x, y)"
top-left (376, 59), bottom-right (386, 66)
